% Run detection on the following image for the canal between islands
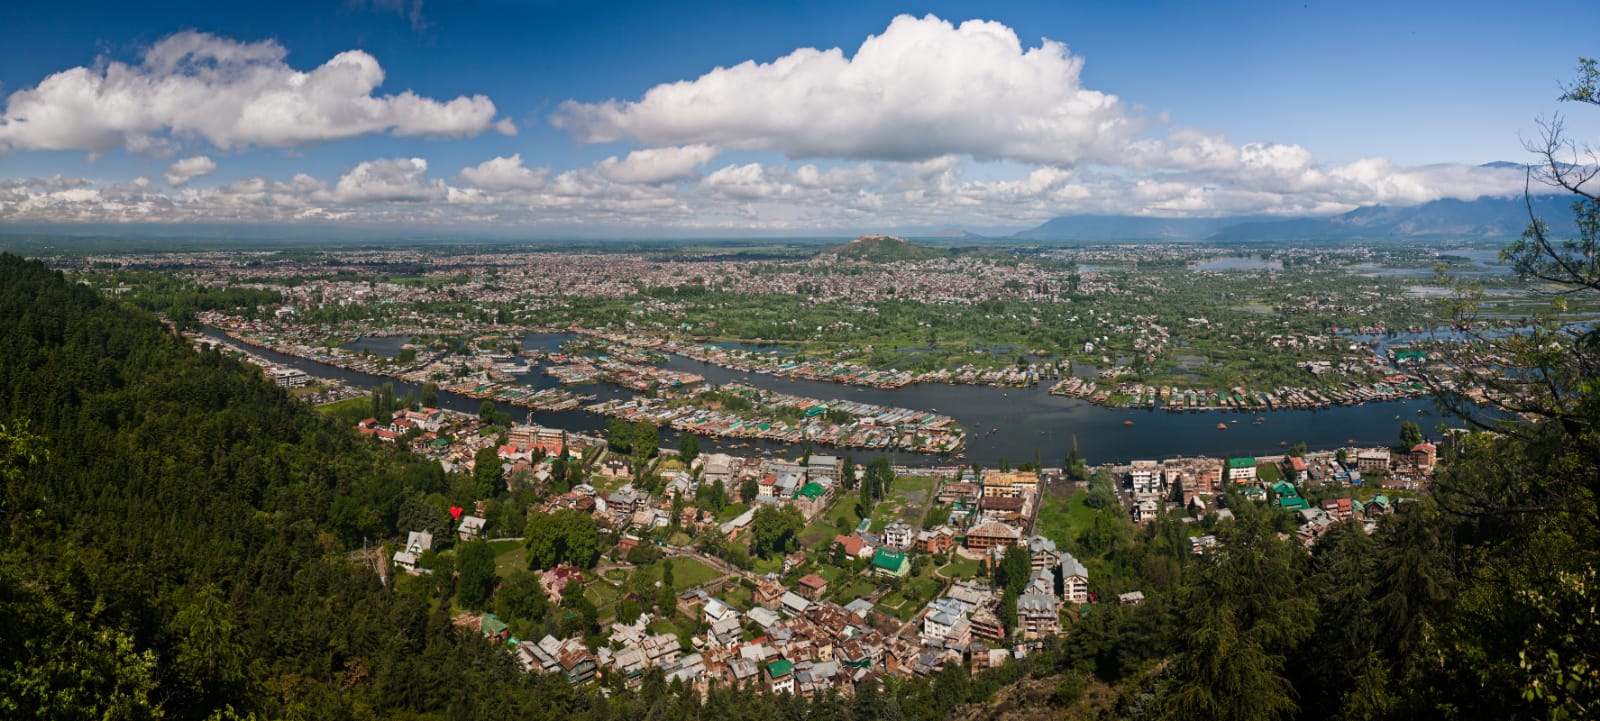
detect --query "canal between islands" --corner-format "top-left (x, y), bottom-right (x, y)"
top-left (206, 328), bottom-right (1454, 466)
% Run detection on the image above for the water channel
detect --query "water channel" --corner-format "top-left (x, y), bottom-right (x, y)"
top-left (207, 327), bottom-right (1456, 466)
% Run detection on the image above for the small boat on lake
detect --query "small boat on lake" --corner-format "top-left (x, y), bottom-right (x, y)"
top-left (1217, 423), bottom-right (1227, 430)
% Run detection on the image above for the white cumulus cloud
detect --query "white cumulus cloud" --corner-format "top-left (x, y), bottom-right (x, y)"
top-left (163, 155), bottom-right (217, 187)
top-left (331, 158), bottom-right (447, 203)
top-left (0, 31), bottom-right (511, 154)
top-left (596, 144), bottom-right (720, 184)
top-left (552, 14), bottom-right (1139, 166)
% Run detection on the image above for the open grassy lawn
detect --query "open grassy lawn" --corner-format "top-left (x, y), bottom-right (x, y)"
top-left (864, 476), bottom-right (939, 532)
top-left (721, 585), bottom-right (753, 610)
top-left (660, 556), bottom-right (721, 591)
top-left (489, 539), bottom-right (527, 576)
top-left (878, 576), bottom-right (941, 621)
top-left (1035, 488), bottom-right (1097, 547)
top-left (938, 556), bottom-right (982, 580)
top-left (591, 473), bottom-right (634, 494)
top-left (751, 556), bottom-right (783, 575)
top-left (314, 396), bottom-right (369, 417)
top-left (800, 499), bottom-right (862, 549)
top-left (585, 581), bottom-right (620, 607)
top-left (715, 503), bottom-right (749, 523)
top-left (827, 578), bottom-right (878, 605)
top-left (1256, 463), bottom-right (1283, 484)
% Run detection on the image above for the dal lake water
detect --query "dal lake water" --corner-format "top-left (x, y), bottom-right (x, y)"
top-left (209, 327), bottom-right (1455, 465)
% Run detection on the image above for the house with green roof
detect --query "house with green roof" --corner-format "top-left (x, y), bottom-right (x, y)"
top-left (871, 548), bottom-right (910, 577)
top-left (1271, 480), bottom-right (1299, 497)
top-left (766, 659), bottom-right (796, 694)
top-left (479, 614), bottom-right (510, 642)
top-left (1227, 456), bottom-right (1258, 482)
top-left (797, 482), bottom-right (826, 501)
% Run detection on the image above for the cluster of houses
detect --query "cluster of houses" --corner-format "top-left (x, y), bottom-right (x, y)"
top-left (356, 406), bottom-right (447, 443)
top-left (917, 533), bottom-right (1092, 652)
top-left (953, 469), bottom-right (1050, 553)
top-left (1120, 446), bottom-right (1435, 548)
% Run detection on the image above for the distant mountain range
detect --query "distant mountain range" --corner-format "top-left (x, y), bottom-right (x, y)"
top-left (1014, 193), bottom-right (1579, 242)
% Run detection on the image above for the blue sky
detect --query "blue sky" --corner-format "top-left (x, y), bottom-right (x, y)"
top-left (1, 0), bottom-right (1596, 233)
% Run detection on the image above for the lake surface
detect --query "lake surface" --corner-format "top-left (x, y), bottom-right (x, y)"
top-left (207, 327), bottom-right (1459, 466)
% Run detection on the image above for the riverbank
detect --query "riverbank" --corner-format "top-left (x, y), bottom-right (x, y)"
top-left (201, 325), bottom-right (1454, 466)
top-left (1048, 376), bottom-right (1429, 411)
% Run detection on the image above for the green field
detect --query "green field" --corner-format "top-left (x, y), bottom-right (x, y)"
top-left (1035, 488), bottom-right (1097, 547)
top-left (489, 539), bottom-right (527, 576)
top-left (799, 499), bottom-right (861, 549)
top-left (314, 396), bottom-right (370, 420)
top-left (658, 556), bottom-right (721, 591)
top-left (1256, 463), bottom-right (1283, 483)
top-left (938, 556), bottom-right (982, 579)
top-left (721, 585), bottom-right (753, 610)
top-left (877, 576), bottom-right (942, 621)
top-left (827, 578), bottom-right (879, 606)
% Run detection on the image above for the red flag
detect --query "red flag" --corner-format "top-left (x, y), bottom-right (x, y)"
top-left (450, 506), bottom-right (463, 520)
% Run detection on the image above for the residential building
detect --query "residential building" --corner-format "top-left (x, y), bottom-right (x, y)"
top-left (457, 515), bottom-right (486, 541)
top-left (969, 605), bottom-right (1006, 642)
top-left (1356, 449), bottom-right (1392, 473)
top-left (1059, 553), bottom-right (1089, 604)
top-left (754, 577), bottom-right (787, 609)
top-left (832, 534), bottom-right (873, 560)
top-left (937, 482), bottom-right (980, 504)
top-left (1227, 457), bottom-right (1257, 483)
top-left (781, 591), bottom-right (812, 617)
top-left (914, 527), bottom-right (956, 554)
top-left (1128, 461), bottom-right (1161, 495)
top-left (1026, 535), bottom-right (1060, 572)
top-left (981, 470), bottom-right (1038, 499)
top-left (882, 521), bottom-right (914, 550)
top-left (1016, 592), bottom-right (1060, 639)
top-left (798, 573), bottom-right (829, 601)
top-left (767, 659), bottom-right (796, 694)
top-left (393, 530), bottom-right (433, 574)
top-left (964, 520), bottom-right (1022, 550)
top-left (540, 566), bottom-right (583, 605)
top-left (871, 548), bottom-right (911, 577)
top-left (1411, 442), bottom-right (1437, 473)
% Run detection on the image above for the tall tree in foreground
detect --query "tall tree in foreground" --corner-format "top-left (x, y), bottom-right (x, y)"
top-left (1415, 57), bottom-right (1600, 720)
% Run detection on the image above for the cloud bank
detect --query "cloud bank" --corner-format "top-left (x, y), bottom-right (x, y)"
top-left (0, 18), bottom-right (1554, 231)
top-left (0, 31), bottom-right (511, 154)
top-left (553, 15), bottom-right (1138, 166)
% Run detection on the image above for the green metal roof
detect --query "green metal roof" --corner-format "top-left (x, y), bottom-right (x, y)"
top-left (798, 482), bottom-right (825, 499)
top-left (480, 614), bottom-right (509, 636)
top-left (872, 548), bottom-right (907, 570)
top-left (767, 659), bottom-right (794, 678)
top-left (1228, 457), bottom-right (1257, 468)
